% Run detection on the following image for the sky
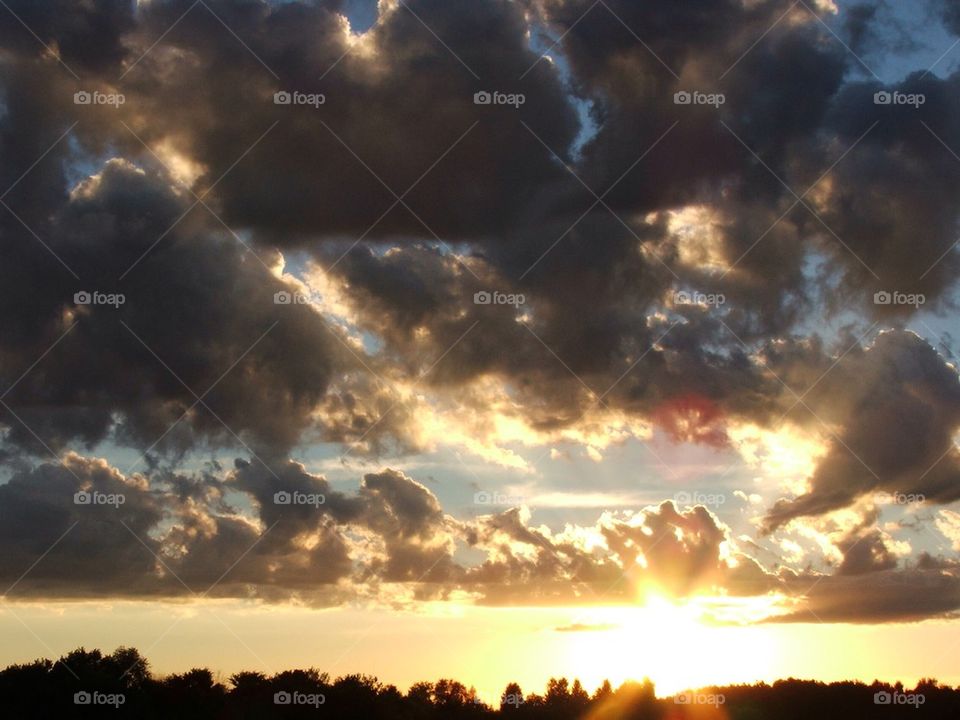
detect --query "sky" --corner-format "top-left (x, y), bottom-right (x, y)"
top-left (2, 0), bottom-right (960, 703)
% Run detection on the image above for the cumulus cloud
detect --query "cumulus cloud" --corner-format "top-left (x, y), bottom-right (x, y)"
top-left (1, 0), bottom-right (960, 625)
top-left (763, 331), bottom-right (960, 530)
top-left (1, 453), bottom-right (959, 623)
top-left (3, 0), bottom-right (959, 464)
top-left (777, 561), bottom-right (960, 623)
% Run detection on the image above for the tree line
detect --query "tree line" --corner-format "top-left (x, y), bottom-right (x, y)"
top-left (0, 646), bottom-right (956, 718)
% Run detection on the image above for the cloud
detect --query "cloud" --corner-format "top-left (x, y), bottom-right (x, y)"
top-left (0, 158), bottom-right (347, 459)
top-left (2, 0), bottom-right (960, 625)
top-left (2, 0), bottom-right (959, 473)
top-left (763, 331), bottom-right (960, 530)
top-left (0, 454), bottom-right (163, 597)
top-left (118, 0), bottom-right (580, 241)
top-left (777, 561), bottom-right (960, 623)
top-left (554, 622), bottom-right (618, 632)
top-left (938, 0), bottom-right (960, 36)
top-left (0, 0), bottom-right (135, 72)
top-left (935, 509), bottom-right (960, 551)
top-left (0, 457), bottom-right (464, 604)
top-left (2, 453), bottom-right (960, 623)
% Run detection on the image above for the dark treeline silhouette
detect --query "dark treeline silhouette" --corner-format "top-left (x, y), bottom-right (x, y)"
top-left (1, 646), bottom-right (957, 718)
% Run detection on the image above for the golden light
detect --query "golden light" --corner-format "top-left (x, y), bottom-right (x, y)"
top-left (560, 593), bottom-right (778, 695)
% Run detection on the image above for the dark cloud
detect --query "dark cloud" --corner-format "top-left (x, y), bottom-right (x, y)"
top-left (939, 0), bottom-right (960, 36)
top-left (0, 158), bottom-right (346, 459)
top-left (0, 0), bottom-right (134, 73)
top-left (355, 468), bottom-right (461, 584)
top-left (3, 453), bottom-right (960, 624)
top-left (0, 454), bottom-right (163, 597)
top-left (2, 0), bottom-right (958, 463)
top-left (0, 454), bottom-right (356, 600)
top-left (764, 331), bottom-right (960, 530)
top-left (778, 562), bottom-right (960, 623)
top-left (118, 0), bottom-right (580, 241)
top-left (0, 0), bottom-right (959, 625)
top-left (842, 1), bottom-right (923, 59)
top-left (811, 71), bottom-right (960, 308)
top-left (844, 3), bottom-right (882, 55)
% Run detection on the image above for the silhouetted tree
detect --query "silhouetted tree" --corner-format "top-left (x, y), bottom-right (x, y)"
top-left (593, 678), bottom-right (613, 702)
top-left (229, 670), bottom-right (269, 696)
top-left (569, 679), bottom-right (589, 712)
top-left (500, 681), bottom-right (524, 711)
top-left (4, 647), bottom-right (960, 719)
top-left (160, 668), bottom-right (225, 719)
top-left (409, 680), bottom-right (434, 707)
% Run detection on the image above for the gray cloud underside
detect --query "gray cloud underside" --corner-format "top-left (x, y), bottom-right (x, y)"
top-left (0, 454), bottom-right (957, 623)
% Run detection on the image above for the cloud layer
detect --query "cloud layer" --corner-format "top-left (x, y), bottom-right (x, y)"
top-left (0, 0), bottom-right (959, 622)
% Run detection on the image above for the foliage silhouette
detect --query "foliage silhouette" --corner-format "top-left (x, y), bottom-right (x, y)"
top-left (0, 647), bottom-right (956, 718)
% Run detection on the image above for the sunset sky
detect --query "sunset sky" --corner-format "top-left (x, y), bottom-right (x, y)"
top-left (3, 0), bottom-right (960, 704)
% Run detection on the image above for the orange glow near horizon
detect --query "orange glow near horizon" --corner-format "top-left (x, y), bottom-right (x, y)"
top-left (3, 598), bottom-right (960, 705)
top-left (558, 594), bottom-right (778, 695)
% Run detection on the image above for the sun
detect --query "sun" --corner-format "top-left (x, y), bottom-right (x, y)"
top-left (559, 594), bottom-right (778, 695)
